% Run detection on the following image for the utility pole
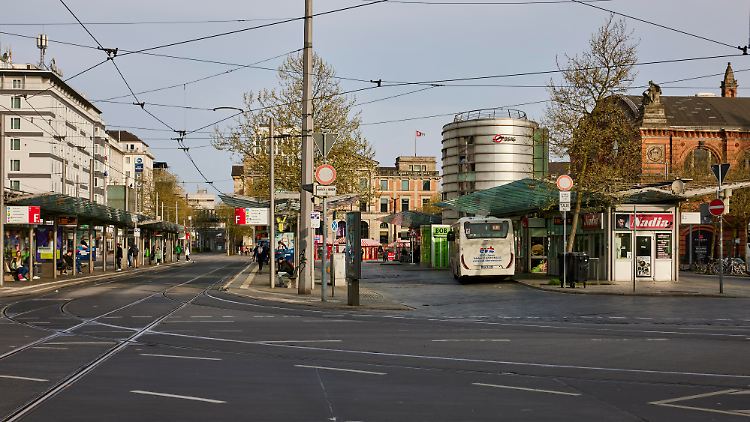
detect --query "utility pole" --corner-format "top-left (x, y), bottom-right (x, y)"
top-left (269, 118), bottom-right (276, 289)
top-left (0, 114), bottom-right (4, 287)
top-left (299, 0), bottom-right (314, 294)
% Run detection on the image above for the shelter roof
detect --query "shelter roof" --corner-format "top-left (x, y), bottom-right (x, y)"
top-left (379, 211), bottom-right (441, 228)
top-left (6, 193), bottom-right (156, 228)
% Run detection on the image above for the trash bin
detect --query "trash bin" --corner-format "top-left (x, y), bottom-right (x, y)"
top-left (558, 252), bottom-right (588, 287)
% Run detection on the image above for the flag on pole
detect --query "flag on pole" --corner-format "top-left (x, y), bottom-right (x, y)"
top-left (415, 130), bottom-right (426, 137)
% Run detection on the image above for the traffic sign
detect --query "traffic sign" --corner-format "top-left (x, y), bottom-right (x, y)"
top-left (556, 174), bottom-right (574, 191)
top-left (559, 202), bottom-right (571, 212)
top-left (708, 199), bottom-right (725, 216)
top-left (559, 191), bottom-right (571, 203)
top-left (331, 220), bottom-right (339, 232)
top-left (315, 164), bottom-right (337, 185)
top-left (134, 228), bottom-right (141, 237)
top-left (314, 185), bottom-right (337, 197)
top-left (711, 163), bottom-right (730, 185)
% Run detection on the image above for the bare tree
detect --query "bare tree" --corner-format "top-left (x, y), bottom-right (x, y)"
top-left (545, 17), bottom-right (641, 251)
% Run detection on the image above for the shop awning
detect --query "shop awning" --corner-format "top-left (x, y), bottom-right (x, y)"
top-left (7, 193), bottom-right (141, 227)
top-left (138, 219), bottom-right (183, 233)
top-left (379, 211), bottom-right (442, 228)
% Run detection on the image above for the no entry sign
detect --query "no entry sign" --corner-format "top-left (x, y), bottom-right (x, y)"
top-left (708, 199), bottom-right (725, 216)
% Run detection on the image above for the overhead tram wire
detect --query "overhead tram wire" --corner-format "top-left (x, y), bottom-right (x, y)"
top-left (361, 100), bottom-right (549, 126)
top-left (570, 0), bottom-right (748, 54)
top-left (378, 0), bottom-right (610, 4)
top-left (117, 0), bottom-right (389, 58)
top-left (94, 48), bottom-right (304, 102)
top-left (0, 17), bottom-right (294, 26)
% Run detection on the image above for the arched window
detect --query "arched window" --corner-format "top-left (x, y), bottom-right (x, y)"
top-left (739, 150), bottom-right (750, 177)
top-left (683, 147), bottom-right (718, 179)
top-left (379, 222), bottom-right (389, 229)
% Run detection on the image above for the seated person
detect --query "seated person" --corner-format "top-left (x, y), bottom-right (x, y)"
top-left (277, 257), bottom-right (295, 275)
top-left (10, 251), bottom-right (29, 281)
top-left (57, 251), bottom-right (74, 275)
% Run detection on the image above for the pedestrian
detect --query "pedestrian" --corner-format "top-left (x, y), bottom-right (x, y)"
top-left (127, 244), bottom-right (134, 268)
top-left (116, 243), bottom-right (123, 271)
top-left (76, 240), bottom-right (89, 274)
top-left (174, 243), bottom-right (182, 262)
top-left (132, 244), bottom-right (139, 267)
top-left (253, 244), bottom-right (260, 263)
top-left (185, 246), bottom-right (191, 262)
top-left (10, 250), bottom-right (29, 281)
top-left (155, 246), bottom-right (163, 266)
top-left (257, 244), bottom-right (267, 272)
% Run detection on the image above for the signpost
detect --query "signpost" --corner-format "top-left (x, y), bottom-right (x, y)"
top-left (314, 185), bottom-right (337, 197)
top-left (711, 163), bottom-right (730, 294)
top-left (556, 175), bottom-right (573, 288)
top-left (5, 206), bottom-right (41, 224)
top-left (310, 212), bottom-right (321, 229)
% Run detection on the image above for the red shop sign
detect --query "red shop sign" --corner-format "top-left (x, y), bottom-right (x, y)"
top-left (614, 213), bottom-right (673, 230)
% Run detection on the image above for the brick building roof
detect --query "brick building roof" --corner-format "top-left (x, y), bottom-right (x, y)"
top-left (231, 165), bottom-right (244, 177)
top-left (624, 95), bottom-right (750, 130)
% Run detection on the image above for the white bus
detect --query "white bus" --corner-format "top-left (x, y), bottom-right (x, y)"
top-left (448, 217), bottom-right (515, 281)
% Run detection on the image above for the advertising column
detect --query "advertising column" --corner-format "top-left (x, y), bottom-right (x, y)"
top-left (431, 224), bottom-right (450, 269)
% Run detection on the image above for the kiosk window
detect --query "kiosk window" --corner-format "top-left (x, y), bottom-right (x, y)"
top-left (615, 233), bottom-right (631, 259)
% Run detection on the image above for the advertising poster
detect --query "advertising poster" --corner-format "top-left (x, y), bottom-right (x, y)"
top-left (431, 225), bottom-right (450, 269)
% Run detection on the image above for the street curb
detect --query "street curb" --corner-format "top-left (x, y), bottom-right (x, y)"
top-left (0, 261), bottom-right (188, 298)
top-left (514, 279), bottom-right (747, 299)
top-left (225, 286), bottom-right (414, 311)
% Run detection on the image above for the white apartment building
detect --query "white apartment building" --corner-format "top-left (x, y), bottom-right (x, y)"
top-left (106, 130), bottom-right (154, 188)
top-left (0, 61), bottom-right (112, 203)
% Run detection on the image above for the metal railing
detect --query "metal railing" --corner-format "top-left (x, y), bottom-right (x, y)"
top-left (453, 107), bottom-right (527, 122)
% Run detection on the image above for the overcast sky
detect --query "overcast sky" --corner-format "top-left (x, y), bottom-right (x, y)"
top-left (2, 0), bottom-right (748, 197)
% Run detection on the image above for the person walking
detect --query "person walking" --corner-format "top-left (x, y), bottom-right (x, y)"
top-left (257, 244), bottom-right (267, 272)
top-left (253, 244), bottom-right (259, 263)
top-left (155, 246), bottom-right (163, 266)
top-left (116, 243), bottom-right (123, 271)
top-left (185, 246), bottom-right (191, 262)
top-left (127, 244), bottom-right (134, 268)
top-left (175, 243), bottom-right (182, 262)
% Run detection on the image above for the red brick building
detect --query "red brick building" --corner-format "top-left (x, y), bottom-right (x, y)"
top-left (615, 63), bottom-right (750, 263)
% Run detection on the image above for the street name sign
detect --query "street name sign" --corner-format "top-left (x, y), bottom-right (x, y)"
top-left (314, 185), bottom-right (337, 197)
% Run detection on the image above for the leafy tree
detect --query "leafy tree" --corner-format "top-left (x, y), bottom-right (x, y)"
top-left (545, 17), bottom-right (641, 251)
top-left (213, 52), bottom-right (376, 202)
top-left (147, 168), bottom-right (192, 225)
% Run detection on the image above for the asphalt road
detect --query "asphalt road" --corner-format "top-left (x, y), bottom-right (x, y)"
top-left (0, 256), bottom-right (748, 421)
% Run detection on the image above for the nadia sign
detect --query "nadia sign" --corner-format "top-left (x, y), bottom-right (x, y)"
top-left (614, 213), bottom-right (674, 230)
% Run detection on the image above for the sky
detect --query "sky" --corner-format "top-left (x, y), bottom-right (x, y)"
top-left (2, 0), bottom-right (748, 198)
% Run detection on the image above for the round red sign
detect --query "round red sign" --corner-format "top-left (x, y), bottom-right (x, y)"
top-left (556, 174), bottom-right (574, 191)
top-left (315, 164), bottom-right (337, 185)
top-left (708, 198), bottom-right (725, 216)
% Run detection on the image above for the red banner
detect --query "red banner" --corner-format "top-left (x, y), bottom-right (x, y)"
top-left (234, 207), bottom-right (247, 225)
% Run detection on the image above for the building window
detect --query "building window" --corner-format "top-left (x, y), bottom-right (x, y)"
top-left (12, 79), bottom-right (22, 89)
top-left (401, 198), bottom-right (410, 211)
top-left (125, 156), bottom-right (131, 164)
top-left (359, 200), bottom-right (368, 212)
top-left (359, 177), bottom-right (369, 190)
top-left (10, 96), bottom-right (21, 109)
top-left (683, 147), bottom-right (718, 179)
top-left (380, 198), bottom-right (389, 213)
top-left (10, 160), bottom-right (20, 171)
top-left (126, 170), bottom-right (131, 179)
top-left (379, 179), bottom-right (388, 190)
top-left (10, 138), bottom-right (20, 150)
top-left (422, 197), bottom-right (430, 208)
top-left (422, 180), bottom-right (430, 191)
top-left (10, 180), bottom-right (20, 191)
top-left (401, 179), bottom-right (409, 191)
top-left (10, 118), bottom-right (20, 130)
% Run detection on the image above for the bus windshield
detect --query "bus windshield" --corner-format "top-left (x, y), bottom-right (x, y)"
top-left (464, 222), bottom-right (509, 239)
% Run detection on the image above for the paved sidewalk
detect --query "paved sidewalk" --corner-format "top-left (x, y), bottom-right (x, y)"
top-left (515, 272), bottom-right (750, 298)
top-left (223, 261), bottom-right (412, 310)
top-left (0, 258), bottom-right (188, 297)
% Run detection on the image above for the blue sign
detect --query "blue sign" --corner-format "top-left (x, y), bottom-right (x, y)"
top-left (135, 162), bottom-right (144, 173)
top-left (331, 220), bottom-right (338, 232)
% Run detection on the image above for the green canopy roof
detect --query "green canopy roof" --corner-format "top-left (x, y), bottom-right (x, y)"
top-left (379, 211), bottom-right (442, 228)
top-left (8, 193), bottom-right (181, 232)
top-left (440, 178), bottom-right (684, 217)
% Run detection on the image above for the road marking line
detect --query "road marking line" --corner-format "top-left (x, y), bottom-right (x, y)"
top-left (139, 353), bottom-right (221, 361)
top-left (101, 316), bottom-right (123, 319)
top-left (260, 340), bottom-right (342, 344)
top-left (130, 390), bottom-right (226, 404)
top-left (295, 365), bottom-right (386, 375)
top-left (45, 341), bottom-right (116, 345)
top-left (221, 316), bottom-right (234, 318)
top-left (650, 389), bottom-right (750, 417)
top-left (473, 383), bottom-right (580, 396)
top-left (132, 316), bottom-right (153, 318)
top-left (31, 346), bottom-right (68, 350)
top-left (608, 316), bottom-right (626, 319)
top-left (0, 375), bottom-right (48, 382)
top-left (190, 316), bottom-right (214, 318)
top-left (729, 390), bottom-right (750, 395)
top-left (432, 339), bottom-right (511, 342)
top-left (164, 321), bottom-right (235, 323)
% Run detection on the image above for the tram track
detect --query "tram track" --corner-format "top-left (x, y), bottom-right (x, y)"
top-left (1, 263), bottom-right (237, 421)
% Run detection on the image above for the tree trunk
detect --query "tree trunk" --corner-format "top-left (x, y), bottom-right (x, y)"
top-left (567, 191), bottom-right (582, 253)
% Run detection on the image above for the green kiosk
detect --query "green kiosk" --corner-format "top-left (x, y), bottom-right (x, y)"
top-left (420, 224), bottom-right (450, 269)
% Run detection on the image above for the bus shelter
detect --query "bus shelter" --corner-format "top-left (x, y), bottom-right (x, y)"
top-left (3, 193), bottom-right (182, 284)
top-left (439, 178), bottom-right (684, 282)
